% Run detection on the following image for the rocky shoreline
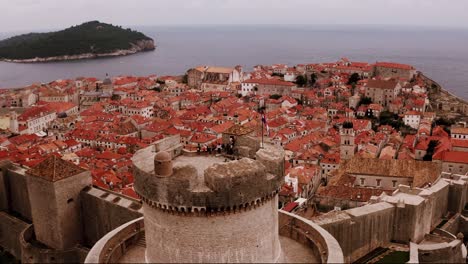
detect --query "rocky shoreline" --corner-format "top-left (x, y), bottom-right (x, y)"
top-left (420, 72), bottom-right (468, 121)
top-left (1, 39), bottom-right (155, 63)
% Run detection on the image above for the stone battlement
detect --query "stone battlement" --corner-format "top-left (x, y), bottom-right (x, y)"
top-left (137, 189), bottom-right (279, 216)
top-left (133, 144), bottom-right (285, 214)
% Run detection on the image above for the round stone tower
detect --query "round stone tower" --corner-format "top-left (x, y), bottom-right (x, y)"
top-left (133, 146), bottom-right (285, 263)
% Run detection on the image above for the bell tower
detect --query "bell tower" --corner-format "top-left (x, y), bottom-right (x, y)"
top-left (340, 121), bottom-right (356, 160)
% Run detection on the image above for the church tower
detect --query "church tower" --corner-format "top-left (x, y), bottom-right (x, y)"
top-left (340, 121), bottom-right (356, 160)
top-left (101, 73), bottom-right (114, 94)
top-left (9, 111), bottom-right (19, 134)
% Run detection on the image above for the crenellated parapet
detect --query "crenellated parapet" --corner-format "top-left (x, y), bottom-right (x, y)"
top-left (133, 145), bottom-right (285, 216)
top-left (136, 189), bottom-right (280, 216)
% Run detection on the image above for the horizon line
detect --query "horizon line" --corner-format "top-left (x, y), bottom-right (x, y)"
top-left (2, 23), bottom-right (468, 35)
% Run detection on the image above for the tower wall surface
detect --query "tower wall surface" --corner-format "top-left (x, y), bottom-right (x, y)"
top-left (26, 171), bottom-right (91, 250)
top-left (133, 144), bottom-right (285, 263)
top-left (143, 196), bottom-right (281, 263)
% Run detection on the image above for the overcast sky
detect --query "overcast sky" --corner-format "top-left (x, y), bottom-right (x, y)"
top-left (2, 0), bottom-right (468, 32)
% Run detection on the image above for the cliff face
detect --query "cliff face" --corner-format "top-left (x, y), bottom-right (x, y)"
top-left (3, 39), bottom-right (156, 63)
top-left (134, 39), bottom-right (156, 51)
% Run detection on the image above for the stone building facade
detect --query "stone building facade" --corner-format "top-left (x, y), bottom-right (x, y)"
top-left (187, 66), bottom-right (243, 90)
top-left (373, 62), bottom-right (416, 80)
top-left (365, 79), bottom-right (401, 107)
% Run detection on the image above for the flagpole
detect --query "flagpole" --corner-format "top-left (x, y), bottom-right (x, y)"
top-left (261, 112), bottom-right (264, 148)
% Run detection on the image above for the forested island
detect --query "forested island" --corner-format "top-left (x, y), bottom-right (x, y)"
top-left (0, 21), bottom-right (155, 62)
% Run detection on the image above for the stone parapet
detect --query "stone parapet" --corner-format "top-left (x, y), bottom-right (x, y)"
top-left (133, 144), bottom-right (285, 214)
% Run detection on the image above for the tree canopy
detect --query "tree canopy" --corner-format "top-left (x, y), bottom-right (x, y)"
top-left (423, 140), bottom-right (440, 161)
top-left (295, 75), bottom-right (307, 87)
top-left (358, 97), bottom-right (373, 106)
top-left (269, 94), bottom-right (282, 100)
top-left (347, 73), bottom-right (361, 85)
top-left (0, 21), bottom-right (153, 60)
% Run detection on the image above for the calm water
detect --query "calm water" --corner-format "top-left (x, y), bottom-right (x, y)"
top-left (0, 25), bottom-right (467, 100)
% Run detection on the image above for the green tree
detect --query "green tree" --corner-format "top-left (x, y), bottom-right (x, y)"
top-left (347, 73), bottom-right (361, 85)
top-left (309, 73), bottom-right (317, 87)
top-left (358, 97), bottom-right (372, 106)
top-left (272, 72), bottom-right (284, 77)
top-left (269, 94), bottom-right (282, 100)
top-left (423, 140), bottom-right (439, 161)
top-left (295, 75), bottom-right (307, 87)
top-left (0, 21), bottom-right (153, 60)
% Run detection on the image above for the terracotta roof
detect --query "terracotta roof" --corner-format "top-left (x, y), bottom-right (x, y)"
top-left (452, 127), bottom-right (468, 135)
top-left (452, 139), bottom-right (468, 149)
top-left (27, 155), bottom-right (86, 182)
top-left (344, 157), bottom-right (441, 187)
top-left (283, 202), bottom-right (299, 212)
top-left (367, 79), bottom-right (399, 90)
top-left (223, 124), bottom-right (254, 136)
top-left (433, 150), bottom-right (468, 164)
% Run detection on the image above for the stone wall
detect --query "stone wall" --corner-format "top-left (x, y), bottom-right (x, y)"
top-left (26, 170), bottom-right (91, 250)
top-left (3, 165), bottom-right (32, 220)
top-left (279, 210), bottom-right (344, 263)
top-left (133, 145), bottom-right (284, 211)
top-left (80, 187), bottom-right (143, 247)
top-left (312, 176), bottom-right (467, 262)
top-left (445, 175), bottom-right (467, 214)
top-left (0, 212), bottom-right (29, 259)
top-left (313, 202), bottom-right (394, 263)
top-left (0, 161), bottom-right (10, 211)
top-left (409, 240), bottom-right (466, 264)
top-left (373, 66), bottom-right (415, 80)
top-left (144, 196), bottom-right (281, 263)
top-left (153, 135), bottom-right (183, 156)
top-left (20, 225), bottom-right (89, 263)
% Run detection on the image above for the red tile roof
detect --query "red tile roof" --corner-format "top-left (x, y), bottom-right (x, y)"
top-left (27, 155), bottom-right (86, 182)
top-left (433, 151), bottom-right (468, 164)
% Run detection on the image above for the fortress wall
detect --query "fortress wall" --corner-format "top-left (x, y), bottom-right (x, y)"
top-left (423, 181), bottom-right (450, 230)
top-left (314, 202), bottom-right (394, 263)
top-left (0, 212), bottom-right (29, 259)
top-left (20, 225), bottom-right (89, 264)
top-left (373, 66), bottom-right (415, 80)
top-left (440, 214), bottom-right (461, 236)
top-left (459, 215), bottom-right (468, 236)
top-left (410, 240), bottom-right (466, 264)
top-left (154, 135), bottom-right (181, 153)
top-left (26, 174), bottom-right (61, 249)
top-left (80, 187), bottom-right (143, 247)
top-left (5, 167), bottom-right (32, 220)
top-left (447, 180), bottom-right (467, 213)
top-left (0, 161), bottom-right (10, 211)
top-left (144, 196), bottom-right (281, 263)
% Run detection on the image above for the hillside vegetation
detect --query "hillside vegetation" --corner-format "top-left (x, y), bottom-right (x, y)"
top-left (0, 21), bottom-right (154, 60)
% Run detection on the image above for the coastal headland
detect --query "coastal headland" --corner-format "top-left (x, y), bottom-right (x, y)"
top-left (0, 21), bottom-right (155, 63)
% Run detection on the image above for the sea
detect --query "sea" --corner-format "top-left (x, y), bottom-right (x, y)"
top-left (0, 25), bottom-right (467, 100)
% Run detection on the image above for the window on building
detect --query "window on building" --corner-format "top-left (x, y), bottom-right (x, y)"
top-left (360, 178), bottom-right (365, 185)
top-left (376, 179), bottom-right (381, 187)
top-left (392, 180), bottom-right (397, 188)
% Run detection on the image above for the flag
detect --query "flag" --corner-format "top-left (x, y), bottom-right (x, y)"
top-left (261, 113), bottom-right (270, 136)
